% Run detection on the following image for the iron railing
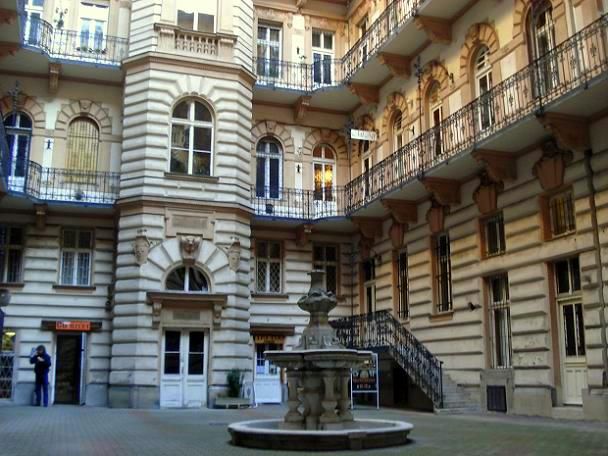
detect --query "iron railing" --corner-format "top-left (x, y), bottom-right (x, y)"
top-left (22, 16), bottom-right (128, 66)
top-left (332, 309), bottom-right (443, 407)
top-left (0, 118), bottom-right (10, 190)
top-left (253, 0), bottom-right (421, 90)
top-left (342, 14), bottom-right (608, 213)
top-left (8, 160), bottom-right (119, 205)
top-left (252, 185), bottom-right (347, 219)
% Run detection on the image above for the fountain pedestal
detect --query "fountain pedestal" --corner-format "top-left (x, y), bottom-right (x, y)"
top-left (228, 271), bottom-right (414, 450)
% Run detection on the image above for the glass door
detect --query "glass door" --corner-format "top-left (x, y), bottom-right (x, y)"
top-left (312, 30), bottom-right (334, 87)
top-left (257, 25), bottom-right (281, 79)
top-left (254, 342), bottom-right (282, 404)
top-left (78, 2), bottom-right (109, 56)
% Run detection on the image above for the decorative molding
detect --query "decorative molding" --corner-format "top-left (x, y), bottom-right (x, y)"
top-left (422, 177), bottom-right (461, 206)
top-left (179, 235), bottom-right (202, 266)
top-left (295, 224), bottom-right (313, 247)
top-left (420, 60), bottom-right (450, 96)
top-left (132, 229), bottom-right (151, 266)
top-left (294, 95), bottom-right (311, 122)
top-left (0, 42), bottom-right (18, 58)
top-left (146, 291), bottom-right (227, 329)
top-left (348, 82), bottom-right (379, 105)
top-left (351, 217), bottom-right (383, 240)
top-left (513, 0), bottom-right (559, 39)
top-left (0, 95), bottom-right (46, 130)
top-left (48, 63), bottom-right (61, 94)
top-left (252, 120), bottom-right (296, 157)
top-left (472, 149), bottom-right (517, 183)
top-left (473, 174), bottom-right (503, 215)
top-left (377, 53), bottom-right (412, 78)
top-left (302, 128), bottom-right (347, 160)
top-left (533, 140), bottom-right (573, 191)
top-left (459, 22), bottom-right (500, 79)
top-left (55, 99), bottom-right (112, 136)
top-left (536, 112), bottom-right (590, 153)
top-left (34, 204), bottom-right (47, 230)
top-left (380, 92), bottom-right (408, 142)
top-left (0, 9), bottom-right (17, 25)
top-left (414, 16), bottom-right (452, 44)
top-left (359, 236), bottom-right (374, 261)
top-left (381, 199), bottom-right (418, 224)
top-left (426, 202), bottom-right (447, 235)
top-left (227, 239), bottom-right (241, 272)
top-left (389, 220), bottom-right (406, 250)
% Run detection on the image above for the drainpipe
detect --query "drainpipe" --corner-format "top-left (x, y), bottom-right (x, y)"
top-left (583, 149), bottom-right (608, 388)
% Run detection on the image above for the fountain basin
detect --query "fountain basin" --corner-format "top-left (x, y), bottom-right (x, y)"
top-left (228, 418), bottom-right (413, 451)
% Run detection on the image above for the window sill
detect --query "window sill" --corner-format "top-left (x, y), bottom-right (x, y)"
top-left (0, 282), bottom-right (25, 289)
top-left (429, 311), bottom-right (454, 323)
top-left (251, 293), bottom-right (289, 299)
top-left (548, 230), bottom-right (576, 241)
top-left (53, 284), bottom-right (96, 292)
top-left (164, 172), bottom-right (219, 184)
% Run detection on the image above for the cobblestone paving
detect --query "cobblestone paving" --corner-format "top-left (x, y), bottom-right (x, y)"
top-left (0, 404), bottom-right (607, 456)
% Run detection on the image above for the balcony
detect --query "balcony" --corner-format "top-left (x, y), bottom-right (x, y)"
top-left (252, 186), bottom-right (347, 221)
top-left (21, 16), bottom-right (127, 67)
top-left (252, 15), bottom-right (608, 221)
top-left (155, 23), bottom-right (237, 62)
top-left (8, 160), bottom-right (119, 205)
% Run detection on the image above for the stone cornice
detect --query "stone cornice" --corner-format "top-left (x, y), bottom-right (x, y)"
top-left (117, 196), bottom-right (252, 220)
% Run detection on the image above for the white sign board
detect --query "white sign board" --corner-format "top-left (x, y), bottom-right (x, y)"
top-left (351, 129), bottom-right (377, 142)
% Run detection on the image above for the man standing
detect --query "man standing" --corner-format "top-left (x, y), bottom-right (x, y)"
top-left (30, 345), bottom-right (51, 407)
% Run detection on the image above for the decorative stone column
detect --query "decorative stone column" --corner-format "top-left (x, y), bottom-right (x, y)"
top-left (337, 370), bottom-right (354, 424)
top-left (319, 369), bottom-right (340, 429)
top-left (282, 370), bottom-right (304, 430)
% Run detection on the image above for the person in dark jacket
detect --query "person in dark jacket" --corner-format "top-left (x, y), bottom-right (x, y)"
top-left (30, 345), bottom-right (51, 407)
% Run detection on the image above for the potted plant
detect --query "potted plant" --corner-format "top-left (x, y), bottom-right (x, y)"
top-left (226, 368), bottom-right (243, 398)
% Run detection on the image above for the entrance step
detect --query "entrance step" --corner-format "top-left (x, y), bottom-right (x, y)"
top-left (436, 372), bottom-right (481, 415)
top-left (214, 398), bottom-right (251, 409)
top-left (552, 406), bottom-right (584, 421)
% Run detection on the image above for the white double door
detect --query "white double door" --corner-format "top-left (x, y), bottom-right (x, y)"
top-left (160, 329), bottom-right (208, 408)
top-left (559, 299), bottom-right (587, 405)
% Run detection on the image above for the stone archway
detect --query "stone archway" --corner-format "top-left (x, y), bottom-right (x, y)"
top-left (513, 0), bottom-right (558, 39)
top-left (302, 128), bottom-right (347, 160)
top-left (251, 120), bottom-right (295, 158)
top-left (0, 94), bottom-right (46, 130)
top-left (420, 60), bottom-right (450, 97)
top-left (380, 92), bottom-right (409, 144)
top-left (55, 99), bottom-right (112, 138)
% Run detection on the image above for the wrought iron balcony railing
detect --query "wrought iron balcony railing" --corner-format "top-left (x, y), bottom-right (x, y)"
top-left (254, 0), bottom-right (421, 91)
top-left (8, 160), bottom-right (119, 205)
top-left (252, 185), bottom-right (347, 219)
top-left (0, 119), bottom-right (10, 190)
top-left (332, 310), bottom-right (443, 407)
top-left (344, 14), bottom-right (608, 212)
top-left (21, 16), bottom-right (128, 66)
top-left (252, 15), bottom-right (608, 220)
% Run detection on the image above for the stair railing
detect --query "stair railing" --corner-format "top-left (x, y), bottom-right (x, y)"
top-left (332, 309), bottom-right (443, 407)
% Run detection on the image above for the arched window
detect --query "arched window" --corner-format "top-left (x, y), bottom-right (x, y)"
top-left (527, 1), bottom-right (557, 95)
top-left (313, 144), bottom-right (335, 202)
top-left (170, 99), bottom-right (213, 176)
top-left (426, 82), bottom-right (442, 156)
top-left (166, 266), bottom-right (209, 292)
top-left (67, 117), bottom-right (100, 172)
top-left (3, 112), bottom-right (32, 188)
top-left (474, 46), bottom-right (494, 130)
top-left (392, 111), bottom-right (406, 153)
top-left (255, 137), bottom-right (282, 199)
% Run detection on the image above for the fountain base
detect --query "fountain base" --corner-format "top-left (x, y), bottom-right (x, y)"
top-left (228, 419), bottom-right (413, 451)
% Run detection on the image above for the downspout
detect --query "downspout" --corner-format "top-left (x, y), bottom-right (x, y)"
top-left (583, 149), bottom-right (608, 388)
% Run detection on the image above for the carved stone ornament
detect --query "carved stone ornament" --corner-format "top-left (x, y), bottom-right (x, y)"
top-left (359, 237), bottom-right (374, 261)
top-left (389, 220), bottom-right (406, 250)
top-left (426, 202), bottom-right (447, 234)
top-left (227, 239), bottom-right (241, 272)
top-left (132, 229), bottom-right (151, 266)
top-left (533, 140), bottom-right (573, 191)
top-left (473, 173), bottom-right (503, 215)
top-left (179, 235), bottom-right (201, 266)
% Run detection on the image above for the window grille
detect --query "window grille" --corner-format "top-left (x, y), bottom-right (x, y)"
top-left (0, 226), bottom-right (23, 283)
top-left (397, 250), bottom-right (409, 319)
top-left (256, 241), bottom-right (282, 293)
top-left (488, 274), bottom-right (512, 368)
top-left (549, 191), bottom-right (576, 237)
top-left (434, 234), bottom-right (452, 313)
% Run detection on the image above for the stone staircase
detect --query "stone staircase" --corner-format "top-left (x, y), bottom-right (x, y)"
top-left (435, 373), bottom-right (481, 415)
top-left (332, 310), bottom-right (480, 413)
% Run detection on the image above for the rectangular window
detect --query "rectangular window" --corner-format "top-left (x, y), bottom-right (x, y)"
top-left (396, 250), bottom-right (409, 319)
top-left (554, 257), bottom-right (581, 296)
top-left (256, 241), bottom-right (282, 293)
top-left (60, 229), bottom-right (93, 286)
top-left (257, 24), bottom-right (281, 78)
top-left (434, 233), bottom-right (452, 313)
top-left (488, 274), bottom-right (512, 368)
top-left (313, 244), bottom-right (338, 294)
top-left (176, 0), bottom-right (215, 33)
top-left (554, 257), bottom-right (585, 358)
top-left (363, 258), bottom-right (376, 314)
top-left (483, 212), bottom-right (506, 257)
top-left (255, 343), bottom-right (280, 376)
top-left (312, 30), bottom-right (334, 86)
top-left (549, 191), bottom-right (576, 237)
top-left (0, 226), bottom-right (23, 283)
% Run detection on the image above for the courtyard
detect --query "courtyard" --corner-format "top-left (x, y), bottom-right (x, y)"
top-left (0, 404), bottom-right (607, 456)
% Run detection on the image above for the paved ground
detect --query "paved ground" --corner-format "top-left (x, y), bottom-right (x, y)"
top-left (0, 404), bottom-right (607, 456)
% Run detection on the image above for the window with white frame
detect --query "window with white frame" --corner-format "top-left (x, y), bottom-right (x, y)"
top-left (255, 137), bottom-right (282, 199)
top-left (24, 0), bottom-right (44, 44)
top-left (79, 2), bottom-right (110, 52)
top-left (554, 257), bottom-right (585, 359)
top-left (60, 229), bottom-right (93, 286)
top-left (313, 244), bottom-right (338, 294)
top-left (475, 46), bottom-right (494, 130)
top-left (256, 343), bottom-right (280, 375)
top-left (528, 1), bottom-right (557, 95)
top-left (256, 241), bottom-right (282, 293)
top-left (313, 145), bottom-right (335, 202)
top-left (176, 0), bottom-right (215, 33)
top-left (257, 24), bottom-right (281, 78)
top-left (3, 112), bottom-right (32, 189)
top-left (166, 266), bottom-right (209, 292)
top-left (488, 274), bottom-right (512, 368)
top-left (312, 30), bottom-right (334, 86)
top-left (0, 226), bottom-right (24, 284)
top-left (170, 99), bottom-right (213, 176)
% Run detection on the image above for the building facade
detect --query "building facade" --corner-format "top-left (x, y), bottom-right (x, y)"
top-left (0, 0), bottom-right (607, 420)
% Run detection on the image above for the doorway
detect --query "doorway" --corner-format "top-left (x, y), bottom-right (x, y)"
top-left (54, 334), bottom-right (83, 404)
top-left (160, 329), bottom-right (208, 408)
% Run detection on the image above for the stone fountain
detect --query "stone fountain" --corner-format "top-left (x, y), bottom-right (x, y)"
top-left (228, 271), bottom-right (413, 451)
